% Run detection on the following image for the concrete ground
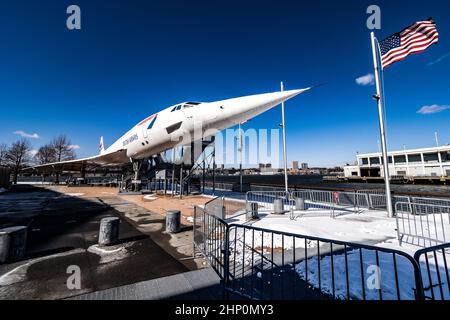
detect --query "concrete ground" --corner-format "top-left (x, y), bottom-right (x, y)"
top-left (0, 185), bottom-right (220, 300)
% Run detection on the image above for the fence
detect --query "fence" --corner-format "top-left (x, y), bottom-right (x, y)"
top-left (246, 190), bottom-right (366, 219)
top-left (395, 202), bottom-right (450, 247)
top-left (224, 224), bottom-right (424, 300)
top-left (193, 203), bottom-right (450, 300)
top-left (204, 181), bottom-right (235, 191)
top-left (414, 243), bottom-right (450, 300)
top-left (193, 204), bottom-right (228, 279)
top-left (292, 189), bottom-right (367, 214)
top-left (245, 191), bottom-right (291, 214)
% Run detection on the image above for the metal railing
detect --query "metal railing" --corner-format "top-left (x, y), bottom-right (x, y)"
top-left (193, 204), bottom-right (228, 279)
top-left (223, 224), bottom-right (424, 300)
top-left (395, 202), bottom-right (450, 247)
top-left (204, 181), bottom-right (235, 191)
top-left (414, 243), bottom-right (450, 300)
top-left (193, 203), bottom-right (450, 300)
top-left (245, 191), bottom-right (291, 214)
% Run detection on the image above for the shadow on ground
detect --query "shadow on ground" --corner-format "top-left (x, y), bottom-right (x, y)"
top-left (0, 184), bottom-right (202, 300)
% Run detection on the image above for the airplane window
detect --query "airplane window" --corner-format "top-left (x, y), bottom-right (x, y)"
top-left (171, 106), bottom-right (178, 112)
top-left (176, 105), bottom-right (182, 111)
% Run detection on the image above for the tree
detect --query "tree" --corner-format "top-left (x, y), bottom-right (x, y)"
top-left (50, 135), bottom-right (76, 184)
top-left (35, 144), bottom-right (57, 165)
top-left (0, 143), bottom-right (7, 166)
top-left (51, 135), bottom-right (76, 162)
top-left (5, 139), bottom-right (32, 184)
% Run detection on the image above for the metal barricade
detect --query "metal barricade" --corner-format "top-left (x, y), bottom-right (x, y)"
top-left (414, 243), bottom-right (450, 300)
top-left (246, 191), bottom-right (291, 214)
top-left (395, 202), bottom-right (450, 247)
top-left (223, 224), bottom-right (424, 300)
top-left (193, 204), bottom-right (228, 279)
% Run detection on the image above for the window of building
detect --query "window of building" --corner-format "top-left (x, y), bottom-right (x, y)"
top-left (441, 152), bottom-right (450, 162)
top-left (361, 158), bottom-right (369, 165)
top-left (446, 170), bottom-right (450, 177)
top-left (408, 154), bottom-right (422, 163)
top-left (397, 171), bottom-right (406, 176)
top-left (423, 153), bottom-right (439, 162)
top-left (394, 155), bottom-right (406, 163)
top-left (351, 172), bottom-right (358, 176)
top-left (370, 157), bottom-right (380, 165)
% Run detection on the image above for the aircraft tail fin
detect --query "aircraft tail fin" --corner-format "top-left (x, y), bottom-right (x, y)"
top-left (99, 136), bottom-right (105, 155)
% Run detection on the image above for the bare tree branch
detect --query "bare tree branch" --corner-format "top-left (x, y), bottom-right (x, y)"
top-left (5, 139), bottom-right (32, 184)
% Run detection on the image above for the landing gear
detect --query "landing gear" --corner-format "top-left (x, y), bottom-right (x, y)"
top-left (132, 159), bottom-right (142, 192)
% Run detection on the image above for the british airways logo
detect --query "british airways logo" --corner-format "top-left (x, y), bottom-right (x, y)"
top-left (123, 133), bottom-right (138, 147)
top-left (137, 114), bottom-right (158, 127)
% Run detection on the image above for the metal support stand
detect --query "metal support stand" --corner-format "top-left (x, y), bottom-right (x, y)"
top-left (132, 160), bottom-right (142, 192)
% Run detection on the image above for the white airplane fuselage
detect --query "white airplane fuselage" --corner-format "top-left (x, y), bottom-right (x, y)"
top-left (104, 89), bottom-right (309, 163)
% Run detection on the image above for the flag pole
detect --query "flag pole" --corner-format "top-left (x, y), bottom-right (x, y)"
top-left (371, 32), bottom-right (393, 218)
top-left (239, 123), bottom-right (243, 193)
top-left (280, 81), bottom-right (289, 193)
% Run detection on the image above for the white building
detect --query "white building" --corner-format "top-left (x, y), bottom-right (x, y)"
top-left (344, 146), bottom-right (450, 178)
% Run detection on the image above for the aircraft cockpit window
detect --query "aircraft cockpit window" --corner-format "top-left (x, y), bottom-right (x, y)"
top-left (171, 102), bottom-right (200, 111)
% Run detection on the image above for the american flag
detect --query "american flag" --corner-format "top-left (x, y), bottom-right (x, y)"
top-left (379, 18), bottom-right (439, 70)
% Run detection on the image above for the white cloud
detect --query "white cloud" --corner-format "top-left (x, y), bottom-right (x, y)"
top-left (68, 145), bottom-right (81, 150)
top-left (355, 73), bottom-right (375, 86)
top-left (13, 130), bottom-right (40, 139)
top-left (428, 52), bottom-right (450, 66)
top-left (417, 104), bottom-right (450, 115)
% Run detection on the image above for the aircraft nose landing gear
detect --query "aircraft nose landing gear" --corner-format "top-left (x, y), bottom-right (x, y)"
top-left (132, 159), bottom-right (142, 192)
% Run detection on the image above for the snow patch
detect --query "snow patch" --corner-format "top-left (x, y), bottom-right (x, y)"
top-left (295, 249), bottom-right (418, 300)
top-left (65, 193), bottom-right (85, 197)
top-left (87, 243), bottom-right (133, 264)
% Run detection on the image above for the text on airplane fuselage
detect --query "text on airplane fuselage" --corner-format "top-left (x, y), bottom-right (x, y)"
top-left (123, 133), bottom-right (139, 147)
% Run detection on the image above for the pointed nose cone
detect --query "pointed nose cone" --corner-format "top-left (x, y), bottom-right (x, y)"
top-left (216, 87), bottom-right (312, 126)
top-left (278, 88), bottom-right (311, 101)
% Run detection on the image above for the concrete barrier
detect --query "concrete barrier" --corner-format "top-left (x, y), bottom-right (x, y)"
top-left (0, 226), bottom-right (27, 263)
top-left (98, 217), bottom-right (120, 246)
top-left (246, 202), bottom-right (259, 220)
top-left (166, 210), bottom-right (181, 233)
top-left (273, 198), bottom-right (285, 214)
top-left (295, 198), bottom-right (306, 211)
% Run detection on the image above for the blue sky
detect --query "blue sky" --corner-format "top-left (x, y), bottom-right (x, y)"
top-left (0, 0), bottom-right (449, 167)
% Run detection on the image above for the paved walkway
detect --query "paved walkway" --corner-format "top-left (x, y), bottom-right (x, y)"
top-left (70, 268), bottom-right (222, 300)
top-left (0, 185), bottom-right (206, 299)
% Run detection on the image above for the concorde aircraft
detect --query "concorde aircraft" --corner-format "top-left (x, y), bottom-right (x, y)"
top-left (27, 88), bottom-right (312, 178)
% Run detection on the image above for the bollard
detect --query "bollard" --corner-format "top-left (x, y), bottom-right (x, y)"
top-left (246, 202), bottom-right (259, 221)
top-left (0, 226), bottom-right (27, 264)
top-left (98, 217), bottom-right (120, 246)
top-left (273, 198), bottom-right (285, 215)
top-left (214, 205), bottom-right (226, 220)
top-left (295, 198), bottom-right (306, 211)
top-left (166, 210), bottom-right (181, 234)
